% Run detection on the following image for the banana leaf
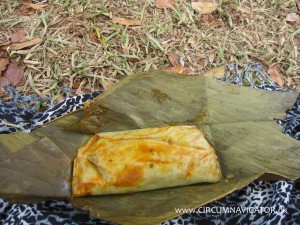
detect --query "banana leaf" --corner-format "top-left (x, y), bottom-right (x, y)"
top-left (0, 71), bottom-right (299, 225)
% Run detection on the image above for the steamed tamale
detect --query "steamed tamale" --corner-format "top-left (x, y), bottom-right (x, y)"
top-left (72, 125), bottom-right (222, 196)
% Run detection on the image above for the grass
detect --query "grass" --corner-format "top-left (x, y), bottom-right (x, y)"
top-left (0, 0), bottom-right (299, 102)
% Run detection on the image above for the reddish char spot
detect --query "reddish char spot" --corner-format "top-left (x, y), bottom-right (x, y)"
top-left (115, 165), bottom-right (143, 187)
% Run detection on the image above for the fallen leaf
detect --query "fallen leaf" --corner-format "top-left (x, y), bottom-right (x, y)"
top-left (286, 13), bottom-right (300, 22)
top-left (20, 0), bottom-right (34, 16)
top-left (203, 14), bottom-right (214, 23)
top-left (112, 17), bottom-right (142, 26)
top-left (0, 49), bottom-right (9, 58)
top-left (20, 5), bottom-right (32, 16)
top-left (202, 14), bottom-right (224, 27)
top-left (123, 47), bottom-right (130, 55)
top-left (72, 80), bottom-right (81, 89)
top-left (231, 13), bottom-right (241, 25)
top-left (165, 65), bottom-right (184, 73)
top-left (100, 79), bottom-right (113, 90)
top-left (56, 94), bottom-right (65, 104)
top-left (104, 80), bottom-right (113, 89)
top-left (167, 53), bottom-right (180, 67)
top-left (89, 32), bottom-right (99, 43)
top-left (0, 58), bottom-right (9, 72)
top-left (210, 18), bottom-right (224, 27)
top-left (236, 6), bottom-right (253, 15)
top-left (24, 3), bottom-right (46, 11)
top-left (191, 1), bottom-right (218, 14)
top-left (82, 88), bottom-right (92, 94)
top-left (267, 65), bottom-right (285, 87)
top-left (128, 58), bottom-right (139, 63)
top-left (164, 65), bottom-right (189, 75)
top-left (3, 63), bottom-right (25, 87)
top-left (20, 0), bottom-right (46, 15)
top-left (0, 77), bottom-right (10, 94)
top-left (155, 0), bottom-right (174, 9)
top-left (203, 66), bottom-right (225, 78)
top-left (11, 30), bottom-right (27, 43)
top-left (1, 38), bottom-right (42, 50)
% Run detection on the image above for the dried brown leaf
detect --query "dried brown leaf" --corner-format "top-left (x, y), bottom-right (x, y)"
top-left (286, 13), bottom-right (300, 22)
top-left (128, 58), bottom-right (139, 63)
top-left (0, 77), bottom-right (10, 94)
top-left (155, 0), bottom-right (174, 9)
top-left (210, 19), bottom-right (224, 27)
top-left (202, 14), bottom-right (224, 27)
top-left (104, 80), bottom-right (113, 89)
top-left (203, 14), bottom-right (214, 23)
top-left (0, 49), bottom-right (9, 58)
top-left (100, 79), bottom-right (113, 90)
top-left (20, 0), bottom-right (34, 16)
top-left (20, 5), bottom-right (32, 16)
top-left (123, 48), bottom-right (130, 55)
top-left (82, 88), bottom-right (92, 94)
top-left (89, 32), bottom-right (99, 43)
top-left (203, 66), bottom-right (225, 78)
top-left (164, 65), bottom-right (189, 75)
top-left (112, 17), bottom-right (142, 26)
top-left (11, 30), bottom-right (27, 43)
top-left (1, 38), bottom-right (42, 50)
top-left (268, 65), bottom-right (285, 87)
top-left (73, 81), bottom-right (81, 89)
top-left (24, 3), bottom-right (46, 11)
top-left (3, 63), bottom-right (25, 87)
top-left (0, 58), bottom-right (9, 72)
top-left (191, 1), bottom-right (218, 15)
top-left (167, 53), bottom-right (180, 67)
top-left (56, 94), bottom-right (65, 104)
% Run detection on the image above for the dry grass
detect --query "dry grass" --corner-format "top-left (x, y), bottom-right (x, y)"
top-left (0, 0), bottom-right (299, 102)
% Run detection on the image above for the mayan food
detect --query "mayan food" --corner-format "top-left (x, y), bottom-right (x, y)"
top-left (72, 125), bottom-right (222, 196)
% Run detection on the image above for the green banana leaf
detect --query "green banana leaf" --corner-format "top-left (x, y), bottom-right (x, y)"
top-left (0, 71), bottom-right (299, 225)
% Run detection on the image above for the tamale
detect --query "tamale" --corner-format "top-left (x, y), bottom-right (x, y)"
top-left (72, 126), bottom-right (222, 196)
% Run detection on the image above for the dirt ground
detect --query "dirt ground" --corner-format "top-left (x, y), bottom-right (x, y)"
top-left (0, 0), bottom-right (299, 104)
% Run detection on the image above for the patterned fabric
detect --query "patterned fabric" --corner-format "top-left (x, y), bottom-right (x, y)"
top-left (277, 94), bottom-right (300, 140)
top-left (0, 199), bottom-right (116, 225)
top-left (163, 181), bottom-right (300, 225)
top-left (217, 63), bottom-right (291, 92)
top-left (0, 84), bottom-right (102, 134)
top-left (0, 64), bottom-right (299, 225)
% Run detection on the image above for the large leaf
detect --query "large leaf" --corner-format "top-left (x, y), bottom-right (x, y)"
top-left (0, 71), bottom-right (299, 225)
